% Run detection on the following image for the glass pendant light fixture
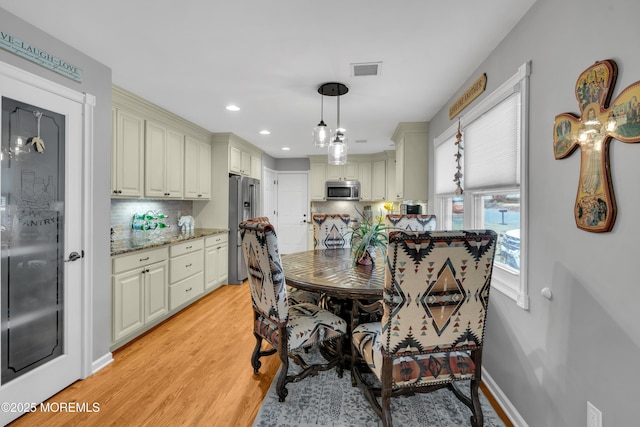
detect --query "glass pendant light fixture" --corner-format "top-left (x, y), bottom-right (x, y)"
top-left (316, 82), bottom-right (349, 165)
top-left (313, 92), bottom-right (329, 147)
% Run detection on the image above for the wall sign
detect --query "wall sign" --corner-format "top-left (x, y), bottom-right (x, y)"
top-left (0, 31), bottom-right (82, 82)
top-left (554, 59), bottom-right (640, 232)
top-left (449, 73), bottom-right (486, 119)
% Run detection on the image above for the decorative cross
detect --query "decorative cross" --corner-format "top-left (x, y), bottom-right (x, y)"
top-left (554, 59), bottom-right (640, 232)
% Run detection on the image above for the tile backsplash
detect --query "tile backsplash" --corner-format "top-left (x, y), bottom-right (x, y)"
top-left (111, 199), bottom-right (193, 241)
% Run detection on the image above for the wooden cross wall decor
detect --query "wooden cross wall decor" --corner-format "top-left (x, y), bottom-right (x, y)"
top-left (554, 59), bottom-right (640, 232)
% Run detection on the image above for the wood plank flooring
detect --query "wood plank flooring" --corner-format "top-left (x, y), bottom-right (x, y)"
top-left (9, 282), bottom-right (513, 427)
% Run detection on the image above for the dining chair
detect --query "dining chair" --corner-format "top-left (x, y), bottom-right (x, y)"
top-left (245, 216), bottom-right (319, 305)
top-left (384, 213), bottom-right (437, 231)
top-left (350, 229), bottom-right (497, 427)
top-left (312, 213), bottom-right (351, 249)
top-left (239, 220), bottom-right (347, 402)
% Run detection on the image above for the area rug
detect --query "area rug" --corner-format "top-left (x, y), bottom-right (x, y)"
top-left (253, 349), bottom-right (506, 427)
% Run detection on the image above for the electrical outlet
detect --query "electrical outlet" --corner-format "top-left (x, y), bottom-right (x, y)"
top-left (587, 401), bottom-right (602, 427)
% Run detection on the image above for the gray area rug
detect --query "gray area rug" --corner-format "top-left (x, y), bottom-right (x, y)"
top-left (253, 349), bottom-right (506, 427)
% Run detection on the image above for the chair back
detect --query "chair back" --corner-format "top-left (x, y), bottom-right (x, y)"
top-left (239, 220), bottom-right (289, 325)
top-left (245, 216), bottom-right (271, 224)
top-left (382, 230), bottom-right (497, 356)
top-left (384, 214), bottom-right (436, 231)
top-left (312, 214), bottom-right (351, 249)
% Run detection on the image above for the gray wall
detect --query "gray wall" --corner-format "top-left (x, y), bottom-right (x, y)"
top-left (0, 10), bottom-right (112, 366)
top-left (275, 157), bottom-right (310, 171)
top-left (427, 0), bottom-right (639, 425)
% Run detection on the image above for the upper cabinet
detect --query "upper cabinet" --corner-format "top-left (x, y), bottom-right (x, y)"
top-left (112, 86), bottom-right (212, 200)
top-left (371, 160), bottom-right (387, 201)
top-left (391, 122), bottom-right (428, 201)
top-left (184, 136), bottom-right (211, 200)
top-left (145, 120), bottom-right (184, 199)
top-left (310, 162), bottom-right (327, 200)
top-left (326, 163), bottom-right (358, 181)
top-left (212, 133), bottom-right (263, 180)
top-left (112, 107), bottom-right (145, 197)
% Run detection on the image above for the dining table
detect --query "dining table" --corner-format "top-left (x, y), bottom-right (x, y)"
top-left (281, 248), bottom-right (385, 300)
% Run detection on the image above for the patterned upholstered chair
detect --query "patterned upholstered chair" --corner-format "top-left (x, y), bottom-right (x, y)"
top-left (384, 214), bottom-right (437, 232)
top-left (239, 220), bottom-right (347, 402)
top-left (351, 229), bottom-right (497, 427)
top-left (312, 213), bottom-right (351, 249)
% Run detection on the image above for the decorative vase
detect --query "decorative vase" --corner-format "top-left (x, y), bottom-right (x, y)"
top-left (355, 245), bottom-right (377, 266)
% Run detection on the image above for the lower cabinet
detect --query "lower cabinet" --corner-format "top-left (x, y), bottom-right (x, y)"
top-left (205, 233), bottom-right (228, 290)
top-left (112, 247), bottom-right (169, 342)
top-left (169, 239), bottom-right (204, 310)
top-left (111, 232), bottom-right (228, 349)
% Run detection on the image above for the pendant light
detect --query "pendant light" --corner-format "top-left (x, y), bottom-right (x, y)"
top-left (313, 92), bottom-right (329, 147)
top-left (316, 82), bottom-right (349, 165)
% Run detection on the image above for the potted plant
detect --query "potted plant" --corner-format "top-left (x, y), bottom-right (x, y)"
top-left (345, 207), bottom-right (393, 266)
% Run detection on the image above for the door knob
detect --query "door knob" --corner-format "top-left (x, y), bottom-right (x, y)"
top-left (65, 251), bottom-right (83, 262)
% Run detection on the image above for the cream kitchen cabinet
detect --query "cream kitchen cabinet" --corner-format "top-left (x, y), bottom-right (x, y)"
top-left (310, 162), bottom-right (327, 200)
top-left (251, 155), bottom-right (262, 180)
top-left (205, 233), bottom-right (228, 290)
top-left (145, 120), bottom-right (184, 198)
top-left (111, 107), bottom-right (145, 197)
top-left (371, 160), bottom-right (387, 201)
top-left (392, 122), bottom-right (428, 201)
top-left (326, 162), bottom-right (359, 181)
top-left (184, 136), bottom-right (212, 199)
top-left (359, 162), bottom-right (372, 201)
top-left (112, 247), bottom-right (169, 343)
top-left (230, 145), bottom-right (252, 176)
top-left (169, 239), bottom-right (204, 310)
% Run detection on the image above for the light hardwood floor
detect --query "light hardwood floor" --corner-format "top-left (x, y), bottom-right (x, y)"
top-left (9, 282), bottom-right (512, 427)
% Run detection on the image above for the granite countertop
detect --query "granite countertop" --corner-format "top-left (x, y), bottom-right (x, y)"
top-left (111, 228), bottom-right (229, 256)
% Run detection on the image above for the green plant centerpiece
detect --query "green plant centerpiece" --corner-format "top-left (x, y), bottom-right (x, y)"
top-left (345, 207), bottom-right (392, 266)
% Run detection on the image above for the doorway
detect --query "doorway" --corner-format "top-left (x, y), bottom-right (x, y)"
top-left (0, 65), bottom-right (87, 424)
top-left (275, 172), bottom-right (308, 254)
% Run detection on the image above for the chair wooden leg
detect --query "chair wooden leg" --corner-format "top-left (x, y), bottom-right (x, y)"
top-left (380, 360), bottom-right (394, 427)
top-left (276, 348), bottom-right (290, 402)
top-left (335, 336), bottom-right (344, 378)
top-left (469, 378), bottom-right (483, 427)
top-left (251, 332), bottom-right (263, 373)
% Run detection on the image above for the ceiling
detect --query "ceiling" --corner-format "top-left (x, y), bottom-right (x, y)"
top-left (0, 1), bottom-right (536, 159)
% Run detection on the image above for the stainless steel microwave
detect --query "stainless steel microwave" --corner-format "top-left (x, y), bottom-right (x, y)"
top-left (326, 181), bottom-right (360, 200)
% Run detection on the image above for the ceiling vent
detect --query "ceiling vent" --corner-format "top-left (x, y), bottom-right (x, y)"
top-left (355, 139), bottom-right (368, 144)
top-left (351, 62), bottom-right (381, 77)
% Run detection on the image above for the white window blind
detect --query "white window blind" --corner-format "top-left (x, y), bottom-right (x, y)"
top-left (434, 134), bottom-right (458, 195)
top-left (464, 93), bottom-right (521, 190)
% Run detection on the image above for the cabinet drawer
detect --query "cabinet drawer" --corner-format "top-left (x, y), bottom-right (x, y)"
top-left (170, 238), bottom-right (204, 257)
top-left (205, 233), bottom-right (228, 247)
top-left (113, 247), bottom-right (168, 274)
top-left (170, 272), bottom-right (204, 310)
top-left (170, 249), bottom-right (203, 283)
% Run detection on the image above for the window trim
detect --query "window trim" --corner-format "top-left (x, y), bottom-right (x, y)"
top-left (433, 62), bottom-right (530, 310)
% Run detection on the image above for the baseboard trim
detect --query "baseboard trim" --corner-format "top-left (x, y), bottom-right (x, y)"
top-left (91, 352), bottom-right (114, 374)
top-left (482, 368), bottom-right (528, 427)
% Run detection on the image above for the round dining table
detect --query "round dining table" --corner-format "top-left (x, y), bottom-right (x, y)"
top-left (281, 248), bottom-right (385, 300)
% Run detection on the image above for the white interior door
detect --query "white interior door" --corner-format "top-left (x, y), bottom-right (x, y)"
top-left (262, 167), bottom-right (276, 223)
top-left (276, 172), bottom-right (308, 254)
top-left (0, 68), bottom-right (83, 425)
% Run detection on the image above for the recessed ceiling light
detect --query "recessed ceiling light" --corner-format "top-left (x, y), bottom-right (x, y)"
top-left (281, 147), bottom-right (290, 151)
top-left (260, 130), bottom-right (271, 135)
top-left (226, 105), bottom-right (240, 111)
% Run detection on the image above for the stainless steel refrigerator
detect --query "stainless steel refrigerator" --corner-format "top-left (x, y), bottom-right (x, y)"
top-left (228, 175), bottom-right (260, 284)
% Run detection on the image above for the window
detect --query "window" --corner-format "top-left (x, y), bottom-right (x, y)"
top-left (434, 63), bottom-right (530, 309)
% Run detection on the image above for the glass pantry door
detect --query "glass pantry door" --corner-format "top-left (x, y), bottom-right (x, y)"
top-left (0, 70), bottom-right (83, 425)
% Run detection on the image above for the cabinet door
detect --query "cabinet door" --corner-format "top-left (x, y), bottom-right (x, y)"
top-left (251, 155), bottom-right (261, 180)
top-left (145, 260), bottom-right (169, 323)
top-left (205, 245), bottom-right (218, 289)
top-left (111, 107), bottom-right (117, 194)
top-left (395, 139), bottom-right (404, 199)
top-left (115, 109), bottom-right (145, 197)
top-left (229, 145), bottom-right (242, 174)
top-left (198, 141), bottom-right (211, 199)
top-left (145, 121), bottom-right (167, 198)
top-left (113, 270), bottom-right (144, 341)
top-left (183, 136), bottom-right (199, 198)
top-left (344, 162), bottom-right (359, 181)
top-left (372, 160), bottom-right (387, 201)
top-left (165, 129), bottom-right (184, 198)
top-left (359, 162), bottom-right (372, 201)
top-left (217, 243), bottom-right (228, 285)
top-left (310, 163), bottom-right (327, 200)
top-left (241, 151), bottom-right (251, 176)
top-left (326, 164), bottom-right (342, 181)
